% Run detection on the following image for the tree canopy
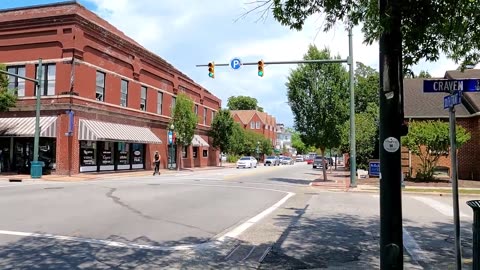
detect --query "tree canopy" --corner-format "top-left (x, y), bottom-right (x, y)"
top-left (227, 96), bottom-right (264, 111)
top-left (209, 109), bottom-right (235, 165)
top-left (287, 45), bottom-right (349, 180)
top-left (171, 93), bottom-right (198, 169)
top-left (257, 0), bottom-right (480, 69)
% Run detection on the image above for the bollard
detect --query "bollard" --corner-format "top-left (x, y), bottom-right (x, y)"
top-left (467, 200), bottom-right (480, 270)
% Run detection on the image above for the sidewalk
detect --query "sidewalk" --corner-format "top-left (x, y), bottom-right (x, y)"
top-left (309, 169), bottom-right (480, 194)
top-left (0, 163), bottom-right (237, 182)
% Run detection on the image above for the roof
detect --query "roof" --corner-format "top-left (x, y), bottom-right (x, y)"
top-left (404, 78), bottom-right (471, 118)
top-left (444, 69), bottom-right (480, 112)
top-left (230, 110), bottom-right (256, 125)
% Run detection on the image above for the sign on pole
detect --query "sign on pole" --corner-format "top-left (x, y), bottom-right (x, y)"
top-left (424, 79), bottom-right (480, 93)
top-left (444, 91), bottom-right (462, 109)
top-left (230, 57), bottom-right (242, 70)
top-left (168, 130), bottom-right (173, 145)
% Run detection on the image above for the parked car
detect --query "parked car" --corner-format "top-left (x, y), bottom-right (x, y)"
top-left (326, 157), bottom-right (334, 166)
top-left (313, 156), bottom-right (328, 169)
top-left (305, 156), bottom-right (314, 164)
top-left (264, 156), bottom-right (280, 166)
top-left (236, 156), bottom-right (257, 169)
top-left (295, 155), bottom-right (304, 162)
top-left (282, 157), bottom-right (295, 165)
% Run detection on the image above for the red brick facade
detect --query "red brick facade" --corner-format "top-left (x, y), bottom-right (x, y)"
top-left (0, 2), bottom-right (220, 175)
top-left (230, 110), bottom-right (277, 146)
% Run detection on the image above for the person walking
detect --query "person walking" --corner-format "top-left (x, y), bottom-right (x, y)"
top-left (153, 150), bottom-right (161, 176)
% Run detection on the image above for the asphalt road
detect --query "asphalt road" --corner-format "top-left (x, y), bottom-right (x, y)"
top-left (0, 162), bottom-right (477, 269)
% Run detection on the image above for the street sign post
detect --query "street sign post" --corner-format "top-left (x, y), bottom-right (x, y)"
top-left (230, 57), bottom-right (242, 70)
top-left (424, 79), bottom-right (467, 269)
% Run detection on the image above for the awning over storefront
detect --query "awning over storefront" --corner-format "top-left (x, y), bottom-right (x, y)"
top-left (192, 134), bottom-right (209, 147)
top-left (0, 116), bottom-right (57, 137)
top-left (78, 119), bottom-right (162, 144)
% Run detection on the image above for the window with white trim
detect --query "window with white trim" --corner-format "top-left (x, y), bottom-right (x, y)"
top-left (157, 91), bottom-right (163, 114)
top-left (34, 63), bottom-right (56, 96)
top-left (256, 121), bottom-right (260, 129)
top-left (250, 121), bottom-right (255, 129)
top-left (195, 104), bottom-right (198, 115)
top-left (203, 108), bottom-right (207, 125)
top-left (120, 79), bottom-right (128, 107)
top-left (96, 71), bottom-right (105, 101)
top-left (7, 66), bottom-right (25, 97)
top-left (140, 86), bottom-right (147, 111)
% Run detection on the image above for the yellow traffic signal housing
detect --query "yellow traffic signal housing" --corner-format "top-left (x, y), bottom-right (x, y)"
top-left (258, 60), bottom-right (264, 77)
top-left (208, 62), bottom-right (215, 78)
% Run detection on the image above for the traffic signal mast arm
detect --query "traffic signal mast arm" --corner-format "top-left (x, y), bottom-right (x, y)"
top-left (196, 58), bottom-right (348, 67)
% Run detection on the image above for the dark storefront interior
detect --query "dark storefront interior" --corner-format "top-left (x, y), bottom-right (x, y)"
top-left (0, 137), bottom-right (56, 174)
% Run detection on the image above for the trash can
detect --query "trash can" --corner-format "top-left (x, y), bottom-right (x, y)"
top-left (30, 161), bottom-right (44, 179)
top-left (467, 200), bottom-right (480, 270)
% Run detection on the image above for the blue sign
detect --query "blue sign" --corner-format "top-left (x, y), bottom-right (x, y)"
top-left (66, 110), bottom-right (74, 135)
top-left (444, 91), bottom-right (462, 109)
top-left (230, 57), bottom-right (242, 70)
top-left (369, 161), bottom-right (380, 177)
top-left (168, 130), bottom-right (173, 145)
top-left (424, 79), bottom-right (480, 93)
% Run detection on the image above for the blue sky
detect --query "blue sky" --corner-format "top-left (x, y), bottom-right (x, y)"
top-left (1, 0), bottom-right (464, 127)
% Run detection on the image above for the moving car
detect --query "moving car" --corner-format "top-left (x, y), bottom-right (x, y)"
top-left (305, 156), bottom-right (314, 164)
top-left (313, 156), bottom-right (328, 169)
top-left (295, 155), bottom-right (304, 162)
top-left (282, 157), bottom-right (295, 165)
top-left (236, 156), bottom-right (257, 169)
top-left (264, 156), bottom-right (280, 166)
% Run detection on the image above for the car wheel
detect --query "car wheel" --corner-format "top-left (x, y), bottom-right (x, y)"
top-left (264, 164), bottom-right (267, 166)
top-left (313, 166), bottom-right (316, 169)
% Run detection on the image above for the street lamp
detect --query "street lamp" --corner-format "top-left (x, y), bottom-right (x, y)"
top-left (168, 124), bottom-right (174, 170)
top-left (256, 141), bottom-right (260, 160)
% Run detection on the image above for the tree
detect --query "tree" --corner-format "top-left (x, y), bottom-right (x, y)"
top-left (355, 62), bottom-right (379, 113)
top-left (228, 123), bottom-right (245, 156)
top-left (287, 45), bottom-right (349, 181)
top-left (418, 70), bottom-right (432, 78)
top-left (209, 109), bottom-right (235, 166)
top-left (227, 96), bottom-right (263, 111)
top-left (291, 131), bottom-right (307, 154)
top-left (402, 120), bottom-right (470, 181)
top-left (171, 93), bottom-right (197, 171)
top-left (260, 138), bottom-right (273, 156)
top-left (0, 64), bottom-right (17, 112)
top-left (340, 103), bottom-right (379, 169)
top-left (252, 0), bottom-right (480, 69)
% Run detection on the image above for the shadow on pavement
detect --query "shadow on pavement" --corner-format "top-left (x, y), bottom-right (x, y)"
top-left (260, 210), bottom-right (474, 269)
top-left (268, 177), bottom-right (313, 186)
top-left (0, 235), bottom-right (242, 269)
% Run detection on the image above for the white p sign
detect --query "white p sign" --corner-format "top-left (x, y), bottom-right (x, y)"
top-left (230, 58), bottom-right (242, 70)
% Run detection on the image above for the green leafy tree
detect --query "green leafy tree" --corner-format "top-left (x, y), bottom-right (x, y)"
top-left (287, 45), bottom-right (349, 181)
top-left (228, 123), bottom-right (246, 156)
top-left (0, 64), bottom-right (17, 112)
top-left (227, 96), bottom-right (263, 112)
top-left (355, 62), bottom-right (379, 113)
top-left (171, 93), bottom-right (197, 170)
top-left (252, 0), bottom-right (480, 69)
top-left (340, 103), bottom-right (379, 169)
top-left (291, 131), bottom-right (307, 154)
top-left (402, 120), bottom-right (470, 181)
top-left (418, 70), bottom-right (432, 78)
top-left (209, 109), bottom-right (235, 166)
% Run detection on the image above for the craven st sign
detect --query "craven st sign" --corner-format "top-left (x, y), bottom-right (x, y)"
top-left (423, 79), bottom-right (480, 93)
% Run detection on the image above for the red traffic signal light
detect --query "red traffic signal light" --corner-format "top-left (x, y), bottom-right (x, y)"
top-left (208, 62), bottom-right (215, 78)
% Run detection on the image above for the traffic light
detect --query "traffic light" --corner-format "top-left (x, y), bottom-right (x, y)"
top-left (208, 62), bottom-right (215, 78)
top-left (258, 60), bottom-right (264, 77)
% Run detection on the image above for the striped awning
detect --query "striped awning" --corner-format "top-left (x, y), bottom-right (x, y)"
top-left (0, 116), bottom-right (57, 137)
top-left (78, 119), bottom-right (162, 144)
top-left (192, 134), bottom-right (209, 147)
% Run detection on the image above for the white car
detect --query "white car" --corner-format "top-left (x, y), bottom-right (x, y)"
top-left (236, 156), bottom-right (257, 169)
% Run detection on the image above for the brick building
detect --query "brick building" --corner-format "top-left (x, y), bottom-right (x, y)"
top-left (404, 69), bottom-right (480, 180)
top-left (230, 110), bottom-right (276, 146)
top-left (0, 1), bottom-right (221, 175)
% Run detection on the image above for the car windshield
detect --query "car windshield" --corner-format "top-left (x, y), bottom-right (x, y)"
top-left (266, 156), bottom-right (275, 159)
top-left (315, 156), bottom-right (323, 160)
top-left (240, 157), bottom-right (250, 160)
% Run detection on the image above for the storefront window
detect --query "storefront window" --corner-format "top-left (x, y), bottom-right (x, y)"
top-left (132, 143), bottom-right (144, 165)
top-left (193, 147), bottom-right (198, 158)
top-left (203, 150), bottom-right (208, 157)
top-left (100, 142), bottom-right (114, 166)
top-left (182, 146), bottom-right (188, 158)
top-left (80, 141), bottom-right (97, 166)
top-left (117, 142), bottom-right (130, 165)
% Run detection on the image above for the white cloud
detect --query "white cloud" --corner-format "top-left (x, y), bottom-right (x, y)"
top-left (82, 0), bottom-right (463, 127)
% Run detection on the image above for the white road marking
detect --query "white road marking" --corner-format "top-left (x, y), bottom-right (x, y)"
top-left (403, 227), bottom-right (429, 266)
top-left (411, 196), bottom-right (470, 218)
top-left (0, 183), bottom-right (295, 251)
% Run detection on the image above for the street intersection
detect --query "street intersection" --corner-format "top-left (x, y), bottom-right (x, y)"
top-left (0, 163), bottom-right (476, 269)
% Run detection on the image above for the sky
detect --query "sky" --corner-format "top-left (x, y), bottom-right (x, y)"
top-left (1, 0), bottom-right (469, 127)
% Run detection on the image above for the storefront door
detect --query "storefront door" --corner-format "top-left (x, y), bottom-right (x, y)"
top-left (168, 144), bottom-right (177, 169)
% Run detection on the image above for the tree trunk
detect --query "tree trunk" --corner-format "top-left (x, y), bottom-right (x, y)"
top-left (321, 148), bottom-right (328, 181)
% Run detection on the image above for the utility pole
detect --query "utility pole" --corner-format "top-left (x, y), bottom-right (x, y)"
top-left (348, 27), bottom-right (356, 188)
top-left (379, 0), bottom-right (404, 268)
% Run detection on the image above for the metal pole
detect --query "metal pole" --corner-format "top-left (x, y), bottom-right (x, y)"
top-left (449, 105), bottom-right (462, 269)
top-left (31, 59), bottom-right (43, 178)
top-left (195, 59), bottom-right (348, 67)
top-left (348, 27), bottom-right (356, 188)
top-left (379, 0), bottom-right (404, 267)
